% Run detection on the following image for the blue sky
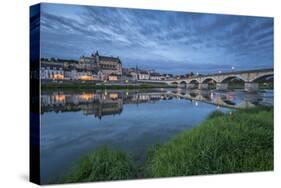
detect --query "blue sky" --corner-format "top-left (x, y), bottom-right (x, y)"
top-left (40, 3), bottom-right (273, 74)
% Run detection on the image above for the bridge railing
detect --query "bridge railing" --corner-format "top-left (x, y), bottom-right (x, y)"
top-left (191, 68), bottom-right (273, 78)
top-left (166, 68), bottom-right (274, 81)
top-left (137, 68), bottom-right (273, 82)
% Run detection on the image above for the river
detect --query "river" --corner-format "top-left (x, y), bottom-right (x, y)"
top-left (40, 88), bottom-right (273, 183)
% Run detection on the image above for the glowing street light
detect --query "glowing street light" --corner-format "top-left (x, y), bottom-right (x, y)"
top-left (231, 66), bottom-right (235, 71)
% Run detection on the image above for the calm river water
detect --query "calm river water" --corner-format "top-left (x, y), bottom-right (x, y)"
top-left (40, 88), bottom-right (273, 183)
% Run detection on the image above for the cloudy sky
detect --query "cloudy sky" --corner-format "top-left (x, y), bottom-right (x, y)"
top-left (40, 3), bottom-right (273, 74)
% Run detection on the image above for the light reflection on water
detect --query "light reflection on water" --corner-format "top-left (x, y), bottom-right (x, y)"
top-left (40, 88), bottom-right (273, 183)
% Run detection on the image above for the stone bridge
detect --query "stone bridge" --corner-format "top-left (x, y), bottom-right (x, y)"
top-left (139, 68), bottom-right (273, 92)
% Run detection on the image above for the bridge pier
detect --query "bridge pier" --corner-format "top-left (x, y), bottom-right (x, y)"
top-left (179, 84), bottom-right (186, 88)
top-left (187, 83), bottom-right (197, 89)
top-left (216, 83), bottom-right (228, 90)
top-left (244, 82), bottom-right (259, 92)
top-left (199, 83), bottom-right (208, 90)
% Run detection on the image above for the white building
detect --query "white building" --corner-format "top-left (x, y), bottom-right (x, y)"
top-left (40, 64), bottom-right (64, 80)
top-left (75, 69), bottom-right (94, 80)
top-left (129, 71), bottom-right (138, 80)
top-left (64, 67), bottom-right (77, 80)
top-left (138, 71), bottom-right (150, 80)
top-left (150, 72), bottom-right (162, 80)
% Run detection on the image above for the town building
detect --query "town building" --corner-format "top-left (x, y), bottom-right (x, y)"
top-left (108, 73), bottom-right (119, 81)
top-left (163, 74), bottom-right (173, 80)
top-left (77, 56), bottom-right (97, 70)
top-left (138, 70), bottom-right (150, 80)
top-left (40, 63), bottom-right (64, 80)
top-left (64, 66), bottom-right (77, 80)
top-left (75, 69), bottom-right (95, 81)
top-left (62, 65), bottom-right (105, 81)
top-left (41, 58), bottom-right (79, 69)
top-left (79, 51), bottom-right (122, 80)
top-left (130, 71), bottom-right (138, 80)
top-left (121, 73), bottom-right (134, 82)
top-left (150, 72), bottom-right (162, 80)
top-left (126, 69), bottom-right (138, 80)
top-left (40, 53), bottom-right (176, 82)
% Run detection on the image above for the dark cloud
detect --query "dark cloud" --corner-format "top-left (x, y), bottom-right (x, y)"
top-left (40, 3), bottom-right (273, 74)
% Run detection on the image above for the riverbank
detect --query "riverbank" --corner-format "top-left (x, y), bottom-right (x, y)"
top-left (145, 106), bottom-right (273, 177)
top-left (41, 82), bottom-right (176, 90)
top-left (61, 147), bottom-right (135, 183)
top-left (59, 106), bottom-right (273, 183)
top-left (41, 82), bottom-right (273, 91)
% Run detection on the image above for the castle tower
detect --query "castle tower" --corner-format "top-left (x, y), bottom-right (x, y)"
top-left (95, 50), bottom-right (100, 69)
top-left (136, 64), bottom-right (139, 80)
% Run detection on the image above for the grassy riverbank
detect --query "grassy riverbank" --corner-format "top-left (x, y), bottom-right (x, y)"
top-left (145, 106), bottom-right (273, 177)
top-left (41, 82), bottom-right (273, 91)
top-left (60, 106), bottom-right (273, 183)
top-left (41, 82), bottom-right (175, 90)
top-left (61, 147), bottom-right (135, 183)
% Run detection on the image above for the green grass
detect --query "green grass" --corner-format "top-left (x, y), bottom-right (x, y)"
top-left (59, 107), bottom-right (273, 183)
top-left (145, 106), bottom-right (273, 177)
top-left (61, 147), bottom-right (135, 183)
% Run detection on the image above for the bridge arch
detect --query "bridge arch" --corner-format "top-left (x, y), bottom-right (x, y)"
top-left (188, 79), bottom-right (199, 89)
top-left (178, 81), bottom-right (188, 88)
top-left (221, 75), bottom-right (246, 83)
top-left (250, 73), bottom-right (273, 83)
top-left (247, 73), bottom-right (273, 91)
top-left (179, 80), bottom-right (188, 84)
top-left (202, 77), bottom-right (218, 83)
top-left (217, 75), bottom-right (246, 90)
top-left (189, 79), bottom-right (199, 84)
top-left (170, 81), bottom-right (179, 85)
top-left (202, 77), bottom-right (217, 89)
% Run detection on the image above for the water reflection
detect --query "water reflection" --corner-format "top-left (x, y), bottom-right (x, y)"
top-left (41, 91), bottom-right (123, 119)
top-left (40, 88), bottom-right (273, 183)
top-left (41, 89), bottom-right (273, 118)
